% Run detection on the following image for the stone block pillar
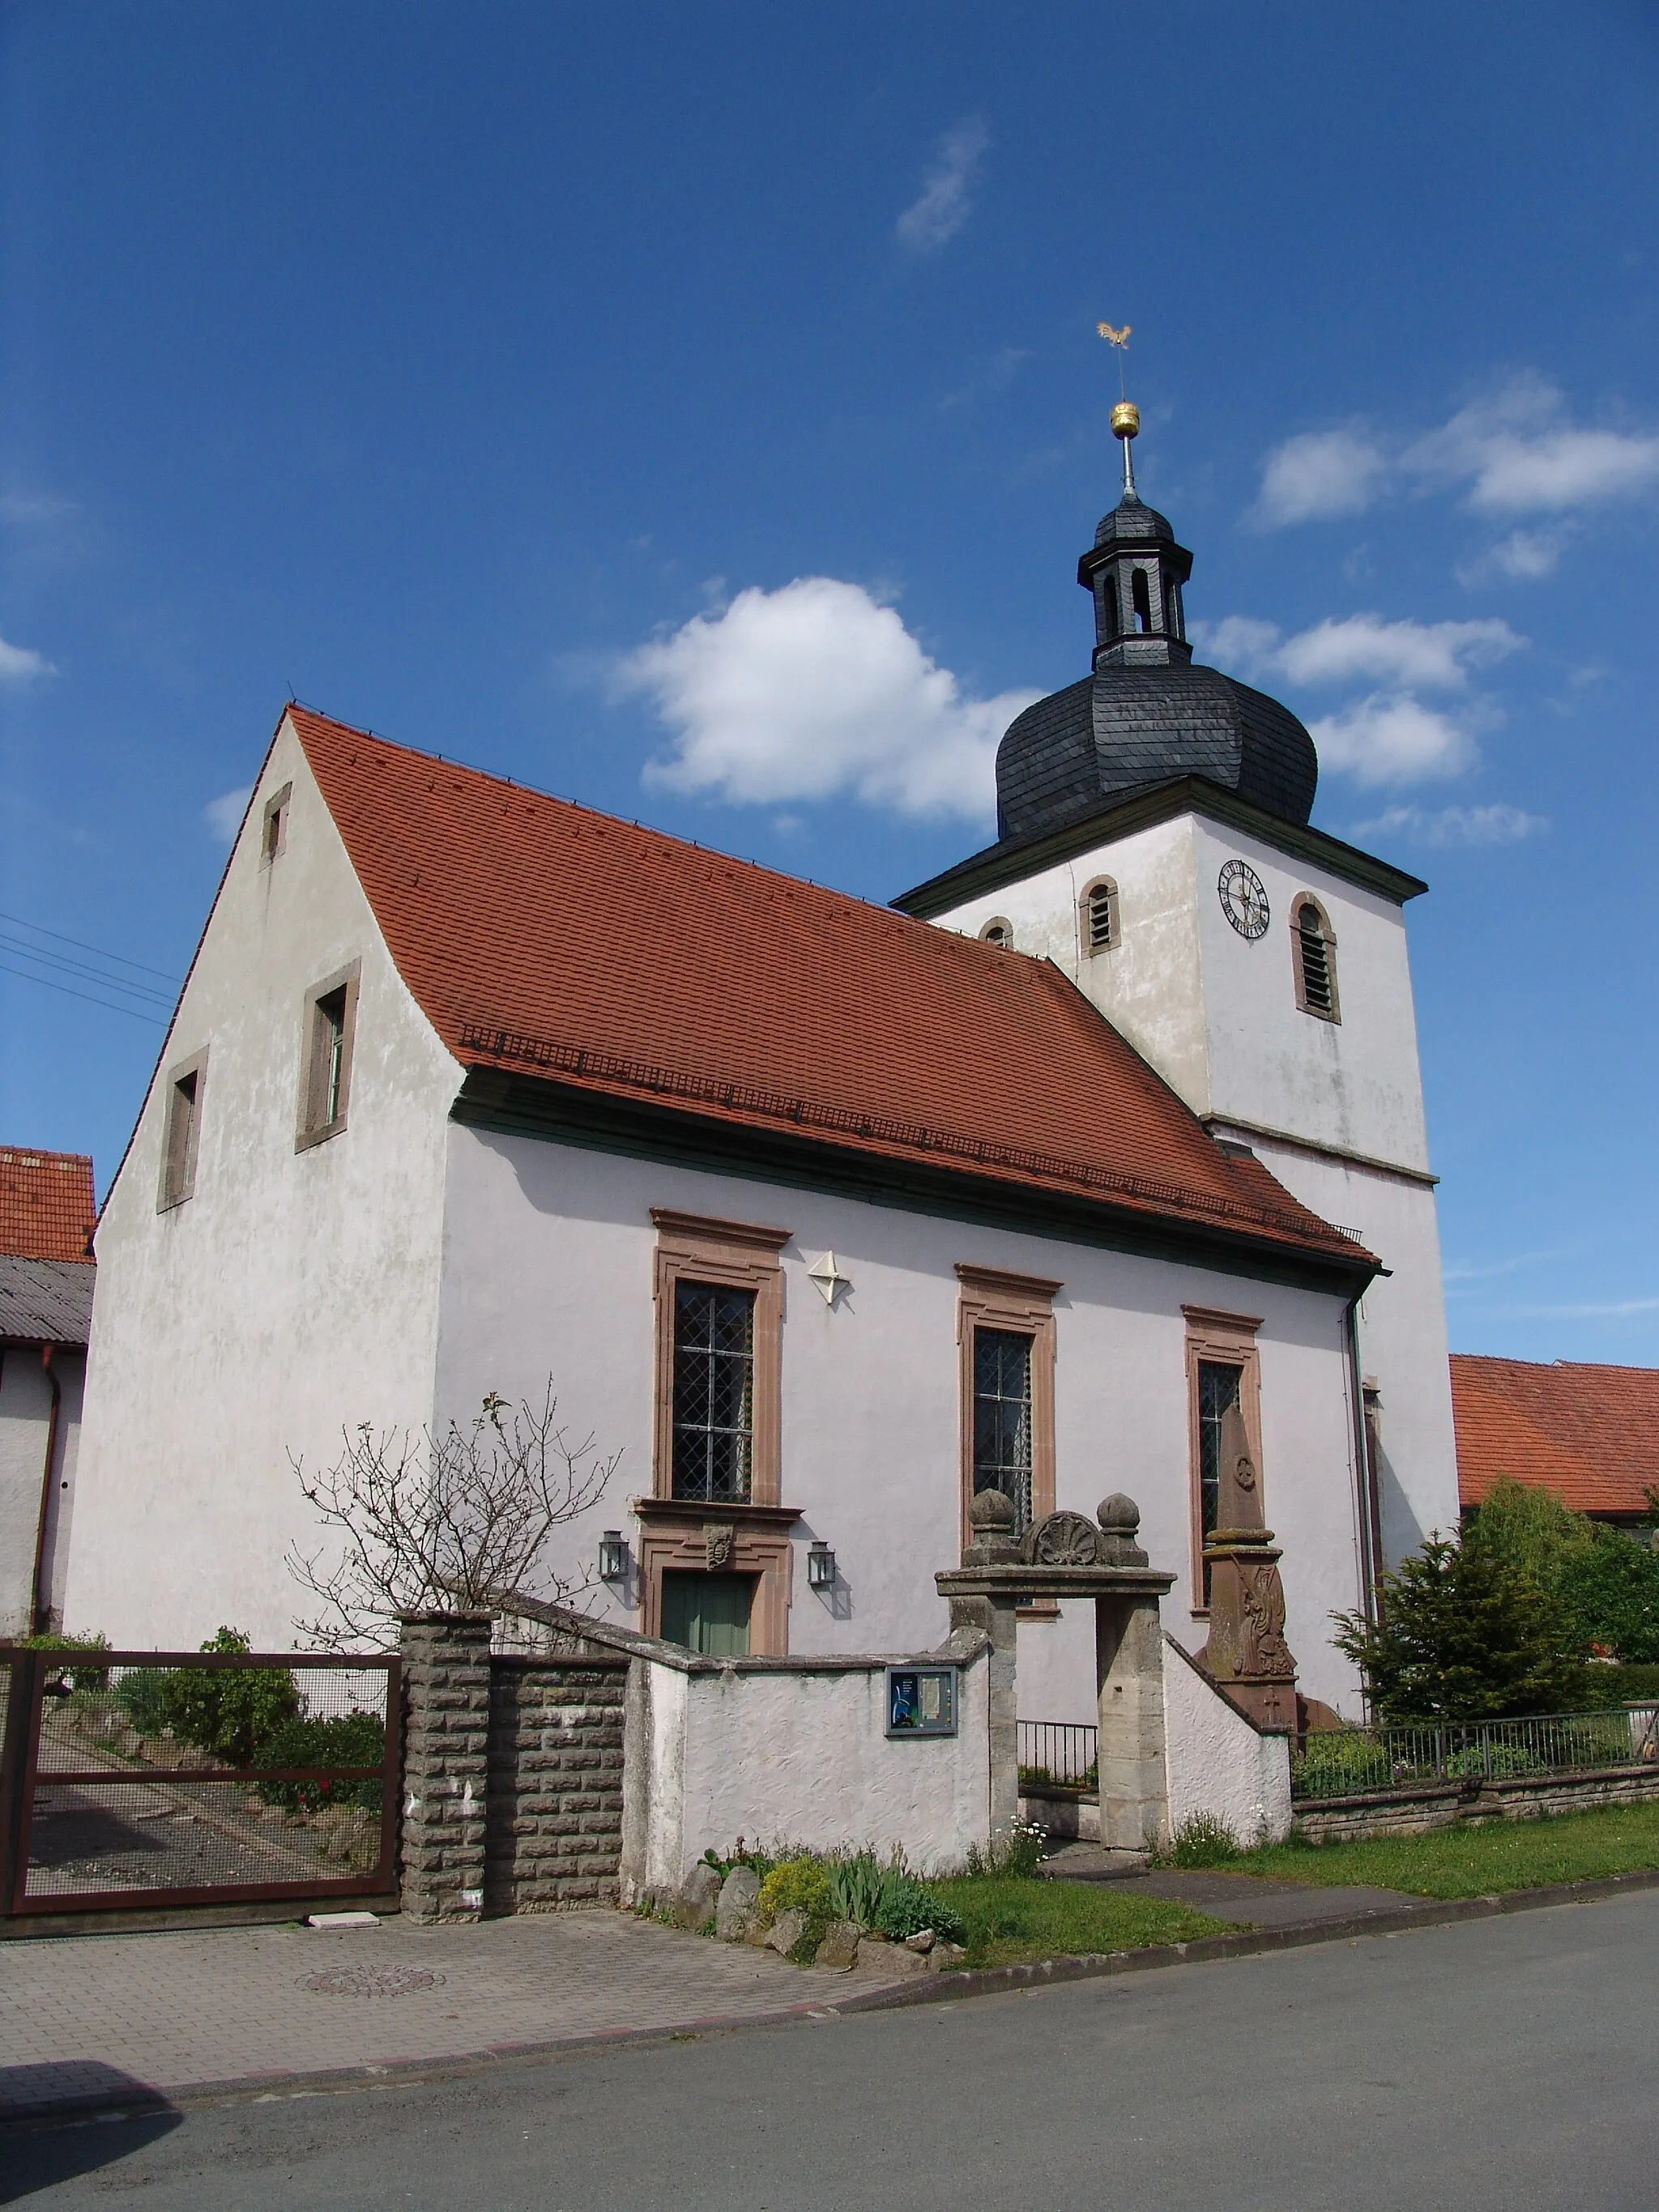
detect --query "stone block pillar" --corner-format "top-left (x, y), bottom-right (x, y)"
top-left (1095, 1595), bottom-right (1170, 1853)
top-left (949, 1490), bottom-right (1022, 1842)
top-left (398, 1611), bottom-right (493, 1922)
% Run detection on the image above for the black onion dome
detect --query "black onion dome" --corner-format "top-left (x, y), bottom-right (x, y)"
top-left (996, 663), bottom-right (1320, 844)
top-left (992, 484), bottom-right (1320, 844)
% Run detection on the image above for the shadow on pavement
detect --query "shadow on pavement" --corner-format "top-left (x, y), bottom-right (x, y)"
top-left (0, 2066), bottom-right (182, 2203)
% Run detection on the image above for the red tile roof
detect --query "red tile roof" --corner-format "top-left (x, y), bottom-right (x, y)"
top-left (1452, 1353), bottom-right (1659, 1518)
top-left (289, 707), bottom-right (1370, 1269)
top-left (0, 1147), bottom-right (96, 1263)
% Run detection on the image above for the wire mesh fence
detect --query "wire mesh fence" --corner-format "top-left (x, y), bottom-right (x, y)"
top-left (2, 1647), bottom-right (400, 1913)
top-left (1292, 1705), bottom-right (1659, 1802)
top-left (1017, 1720), bottom-right (1098, 1792)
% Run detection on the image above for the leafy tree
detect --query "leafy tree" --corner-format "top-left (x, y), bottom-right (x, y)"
top-left (1559, 1532), bottom-right (1659, 1664)
top-left (152, 1627), bottom-right (301, 1764)
top-left (1333, 1532), bottom-right (1588, 1720)
top-left (1468, 1476), bottom-right (1659, 1664)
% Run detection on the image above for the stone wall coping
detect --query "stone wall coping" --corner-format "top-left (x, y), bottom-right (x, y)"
top-left (936, 1563), bottom-right (1176, 1601)
top-left (398, 1609), bottom-right (496, 1628)
top-left (488, 1586), bottom-right (989, 1677)
top-left (1295, 1761), bottom-right (1657, 1816)
top-left (1162, 1630), bottom-right (1292, 1738)
top-left (488, 1651), bottom-right (632, 1673)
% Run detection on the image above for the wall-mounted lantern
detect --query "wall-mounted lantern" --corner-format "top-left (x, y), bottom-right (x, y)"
top-left (807, 1541), bottom-right (836, 1591)
top-left (599, 1530), bottom-right (630, 1583)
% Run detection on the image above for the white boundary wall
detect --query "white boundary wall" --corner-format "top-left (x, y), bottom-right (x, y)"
top-left (620, 1635), bottom-right (992, 1897)
top-left (1162, 1635), bottom-right (1293, 1844)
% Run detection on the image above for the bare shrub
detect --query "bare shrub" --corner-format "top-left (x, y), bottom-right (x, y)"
top-left (285, 1381), bottom-right (620, 1647)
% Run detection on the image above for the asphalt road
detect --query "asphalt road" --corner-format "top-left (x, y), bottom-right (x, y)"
top-left (9, 1890), bottom-right (1659, 2210)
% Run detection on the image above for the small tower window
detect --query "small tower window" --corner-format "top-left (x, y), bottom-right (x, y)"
top-left (260, 782), bottom-right (292, 867)
top-left (157, 1050), bottom-right (207, 1211)
top-left (979, 917), bottom-right (1014, 949)
top-left (296, 964), bottom-right (360, 1148)
top-left (1132, 567), bottom-right (1154, 633)
top-left (1081, 876), bottom-right (1119, 956)
top-left (1293, 897), bottom-right (1340, 1023)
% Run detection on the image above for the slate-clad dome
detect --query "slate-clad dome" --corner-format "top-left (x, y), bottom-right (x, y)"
top-left (994, 484), bottom-right (1320, 845)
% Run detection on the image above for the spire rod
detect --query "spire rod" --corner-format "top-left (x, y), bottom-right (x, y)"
top-left (1098, 320), bottom-right (1141, 501)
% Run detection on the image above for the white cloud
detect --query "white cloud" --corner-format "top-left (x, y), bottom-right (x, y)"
top-left (1194, 612), bottom-right (1524, 693)
top-left (1252, 429), bottom-right (1387, 526)
top-left (895, 118), bottom-right (991, 254)
top-left (1307, 696), bottom-right (1479, 788)
top-left (0, 632), bottom-right (56, 684)
top-left (203, 786), bottom-right (252, 842)
top-left (1352, 801), bottom-right (1546, 847)
top-left (1404, 374), bottom-right (1659, 514)
top-left (1277, 614), bottom-right (1522, 692)
top-left (619, 577), bottom-right (1038, 824)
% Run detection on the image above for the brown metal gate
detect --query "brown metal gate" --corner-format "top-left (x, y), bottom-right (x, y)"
top-left (0, 1645), bottom-right (401, 1916)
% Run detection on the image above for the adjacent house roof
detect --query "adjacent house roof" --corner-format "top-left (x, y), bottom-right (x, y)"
top-left (1452, 1353), bottom-right (1659, 1519)
top-left (0, 1149), bottom-right (96, 1346)
top-left (288, 707), bottom-right (1371, 1275)
top-left (1, 1148), bottom-right (95, 1264)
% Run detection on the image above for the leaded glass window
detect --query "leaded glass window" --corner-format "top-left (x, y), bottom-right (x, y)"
top-left (1197, 1359), bottom-right (1242, 1604)
top-left (974, 1327), bottom-right (1034, 1532)
top-left (672, 1280), bottom-right (755, 1502)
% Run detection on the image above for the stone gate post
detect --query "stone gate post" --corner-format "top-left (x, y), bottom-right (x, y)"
top-left (397, 1610), bottom-right (493, 1922)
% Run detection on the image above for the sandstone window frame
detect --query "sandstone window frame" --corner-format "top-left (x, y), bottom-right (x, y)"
top-left (1080, 875), bottom-right (1120, 956)
top-left (978, 916), bottom-right (1014, 948)
top-left (1182, 1304), bottom-right (1265, 1617)
top-left (956, 1264), bottom-right (1060, 1561)
top-left (156, 1046), bottom-right (208, 1213)
top-left (1291, 893), bottom-right (1341, 1024)
top-left (638, 1208), bottom-right (794, 1656)
top-left (296, 960), bottom-right (361, 1152)
top-left (260, 782), bottom-right (292, 868)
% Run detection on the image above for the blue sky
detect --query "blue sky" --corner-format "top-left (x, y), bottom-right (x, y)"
top-left (2, 2), bottom-right (1656, 1362)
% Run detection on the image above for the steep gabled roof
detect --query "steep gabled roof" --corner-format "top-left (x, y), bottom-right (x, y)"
top-left (288, 706), bottom-right (1370, 1271)
top-left (0, 1147), bottom-right (96, 1263)
top-left (1452, 1353), bottom-right (1659, 1518)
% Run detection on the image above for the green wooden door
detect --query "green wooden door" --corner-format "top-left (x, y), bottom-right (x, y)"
top-left (659, 1571), bottom-right (754, 1656)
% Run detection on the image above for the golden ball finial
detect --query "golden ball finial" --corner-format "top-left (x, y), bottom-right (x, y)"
top-left (1111, 399), bottom-right (1141, 441)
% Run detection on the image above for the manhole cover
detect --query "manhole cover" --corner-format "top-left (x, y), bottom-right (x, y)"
top-left (298, 1965), bottom-right (446, 1998)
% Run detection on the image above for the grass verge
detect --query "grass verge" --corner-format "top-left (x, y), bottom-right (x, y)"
top-left (1230, 1801), bottom-right (1659, 1899)
top-left (930, 1874), bottom-right (1232, 1969)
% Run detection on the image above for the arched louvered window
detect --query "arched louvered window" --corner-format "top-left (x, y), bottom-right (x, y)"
top-left (1293, 897), bottom-right (1340, 1022)
top-left (979, 916), bottom-right (1013, 949)
top-left (1132, 566), bottom-right (1154, 633)
top-left (1080, 876), bottom-right (1119, 956)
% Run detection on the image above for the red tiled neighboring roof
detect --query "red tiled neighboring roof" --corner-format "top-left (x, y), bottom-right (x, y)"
top-left (288, 706), bottom-right (1371, 1268)
top-left (0, 1148), bottom-right (96, 1263)
top-left (1452, 1353), bottom-right (1659, 1517)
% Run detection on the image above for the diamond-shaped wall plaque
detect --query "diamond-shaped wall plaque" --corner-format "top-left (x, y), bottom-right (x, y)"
top-left (805, 1251), bottom-right (851, 1306)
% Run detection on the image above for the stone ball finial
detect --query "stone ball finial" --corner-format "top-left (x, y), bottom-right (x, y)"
top-left (969, 1487), bottom-right (1017, 1532)
top-left (1098, 1493), bottom-right (1141, 1534)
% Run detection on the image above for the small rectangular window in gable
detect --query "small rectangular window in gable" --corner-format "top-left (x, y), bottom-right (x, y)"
top-left (296, 966), bottom-right (359, 1149)
top-left (157, 1050), bottom-right (207, 1211)
top-left (260, 782), bottom-right (292, 867)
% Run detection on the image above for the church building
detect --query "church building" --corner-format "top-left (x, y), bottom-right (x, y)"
top-left (68, 414), bottom-right (1459, 1726)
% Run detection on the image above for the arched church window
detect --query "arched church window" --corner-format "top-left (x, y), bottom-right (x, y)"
top-left (979, 916), bottom-right (1013, 949)
top-left (1293, 897), bottom-right (1340, 1022)
top-left (1080, 876), bottom-right (1119, 955)
top-left (1132, 566), bottom-right (1154, 633)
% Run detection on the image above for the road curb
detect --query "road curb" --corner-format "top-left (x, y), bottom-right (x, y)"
top-left (7, 1866), bottom-right (1659, 2129)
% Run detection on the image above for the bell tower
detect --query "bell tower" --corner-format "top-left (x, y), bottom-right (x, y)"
top-left (1077, 403), bottom-right (1195, 671)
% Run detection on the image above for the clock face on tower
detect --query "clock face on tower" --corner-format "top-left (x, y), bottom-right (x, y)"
top-left (1218, 859), bottom-right (1270, 940)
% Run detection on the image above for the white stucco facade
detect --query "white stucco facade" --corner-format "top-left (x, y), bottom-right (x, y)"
top-left (0, 1344), bottom-right (83, 1639)
top-left (924, 793), bottom-right (1460, 1577)
top-left (70, 718), bottom-right (464, 1647)
top-left (433, 1119), bottom-right (1367, 1720)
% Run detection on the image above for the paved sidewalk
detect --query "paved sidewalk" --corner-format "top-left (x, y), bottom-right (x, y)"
top-left (0, 1910), bottom-right (919, 2120)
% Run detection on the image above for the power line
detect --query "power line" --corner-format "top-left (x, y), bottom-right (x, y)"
top-left (0, 958), bottom-right (168, 1025)
top-left (0, 932), bottom-right (176, 1008)
top-left (0, 909), bottom-right (179, 982)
